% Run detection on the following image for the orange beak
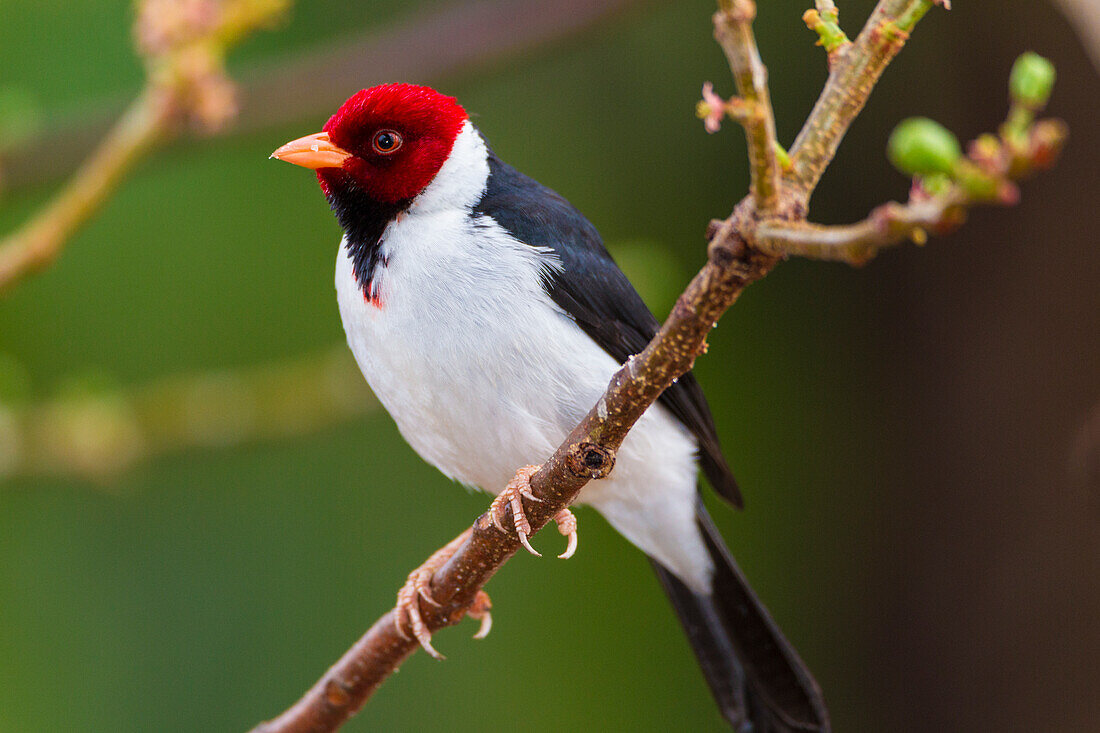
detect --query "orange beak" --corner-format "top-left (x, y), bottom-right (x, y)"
top-left (270, 131), bottom-right (352, 170)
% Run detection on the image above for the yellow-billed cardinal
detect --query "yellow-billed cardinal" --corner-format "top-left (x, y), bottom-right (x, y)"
top-left (272, 84), bottom-right (827, 732)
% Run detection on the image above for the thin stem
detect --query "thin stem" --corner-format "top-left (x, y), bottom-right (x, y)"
top-left (805, 1), bottom-right (850, 58)
top-left (0, 0), bottom-right (289, 295)
top-left (0, 91), bottom-right (173, 292)
top-left (787, 0), bottom-right (937, 198)
top-left (714, 0), bottom-right (780, 212)
top-left (753, 192), bottom-right (966, 264)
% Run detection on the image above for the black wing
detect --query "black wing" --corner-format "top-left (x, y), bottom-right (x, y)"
top-left (474, 153), bottom-right (741, 507)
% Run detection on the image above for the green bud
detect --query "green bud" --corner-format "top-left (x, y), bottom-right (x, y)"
top-left (1010, 52), bottom-right (1055, 111)
top-left (916, 173), bottom-right (952, 197)
top-left (887, 117), bottom-right (962, 177)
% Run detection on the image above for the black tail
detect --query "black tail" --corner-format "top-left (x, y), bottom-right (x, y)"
top-left (649, 504), bottom-right (830, 732)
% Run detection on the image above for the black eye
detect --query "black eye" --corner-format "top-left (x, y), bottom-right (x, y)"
top-left (372, 130), bottom-right (402, 154)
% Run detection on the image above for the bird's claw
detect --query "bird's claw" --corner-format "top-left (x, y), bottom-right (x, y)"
top-left (554, 508), bottom-right (579, 559)
top-left (395, 560), bottom-right (445, 658)
top-left (467, 590), bottom-right (493, 639)
top-left (394, 529), bottom-right (492, 659)
top-left (489, 465), bottom-right (580, 560)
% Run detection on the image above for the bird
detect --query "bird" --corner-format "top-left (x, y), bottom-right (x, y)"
top-left (271, 83), bottom-right (828, 732)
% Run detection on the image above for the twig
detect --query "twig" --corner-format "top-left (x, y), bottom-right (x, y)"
top-left (758, 102), bottom-right (1066, 264)
top-left (787, 0), bottom-right (940, 197)
top-left (713, 0), bottom-right (780, 211)
top-left (753, 193), bottom-right (966, 264)
top-left (0, 0), bottom-right (290, 295)
top-left (803, 1), bottom-right (851, 64)
top-left (0, 90), bottom-right (174, 290)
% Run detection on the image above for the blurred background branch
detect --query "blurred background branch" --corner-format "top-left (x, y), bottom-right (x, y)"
top-left (0, 0), bottom-right (291, 293)
top-left (0, 346), bottom-right (373, 482)
top-left (0, 0), bottom-right (638, 192)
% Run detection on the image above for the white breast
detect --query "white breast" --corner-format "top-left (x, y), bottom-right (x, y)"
top-left (334, 122), bottom-right (712, 591)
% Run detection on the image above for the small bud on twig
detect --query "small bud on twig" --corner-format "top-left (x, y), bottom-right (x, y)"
top-left (697, 82), bottom-right (727, 133)
top-left (1010, 52), bottom-right (1056, 111)
top-left (803, 5), bottom-right (850, 59)
top-left (887, 117), bottom-right (961, 177)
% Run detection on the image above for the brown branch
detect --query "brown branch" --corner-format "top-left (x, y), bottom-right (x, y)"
top-left (249, 208), bottom-right (776, 733)
top-left (1055, 0), bottom-right (1100, 74)
top-left (714, 0), bottom-right (780, 212)
top-left (753, 193), bottom-right (967, 265)
top-left (758, 104), bottom-right (1067, 265)
top-left (787, 0), bottom-right (940, 198)
top-left (252, 3), bottom-right (1069, 732)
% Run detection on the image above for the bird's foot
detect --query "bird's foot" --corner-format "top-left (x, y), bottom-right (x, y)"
top-left (489, 464), bottom-right (579, 559)
top-left (394, 528), bottom-right (492, 659)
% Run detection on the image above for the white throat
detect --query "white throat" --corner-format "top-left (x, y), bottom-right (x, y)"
top-left (408, 120), bottom-right (489, 215)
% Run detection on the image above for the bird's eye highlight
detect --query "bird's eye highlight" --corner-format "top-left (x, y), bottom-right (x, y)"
top-left (372, 130), bottom-right (402, 154)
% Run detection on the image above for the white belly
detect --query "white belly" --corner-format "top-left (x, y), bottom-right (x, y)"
top-left (335, 207), bottom-right (712, 591)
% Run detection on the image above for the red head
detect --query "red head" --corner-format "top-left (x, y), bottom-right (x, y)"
top-left (272, 84), bottom-right (468, 204)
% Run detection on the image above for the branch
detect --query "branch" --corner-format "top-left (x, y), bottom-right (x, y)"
top-left (249, 212), bottom-right (776, 733)
top-left (802, 1), bottom-right (851, 65)
top-left (0, 346), bottom-right (375, 482)
top-left (0, 90), bottom-right (173, 290)
top-left (1054, 0), bottom-right (1100, 74)
top-left (787, 0), bottom-right (942, 197)
top-left (754, 193), bottom-right (966, 264)
top-left (251, 3), bottom-right (1062, 732)
top-left (757, 73), bottom-right (1067, 264)
top-left (0, 0), bottom-right (290, 295)
top-left (713, 0), bottom-right (780, 211)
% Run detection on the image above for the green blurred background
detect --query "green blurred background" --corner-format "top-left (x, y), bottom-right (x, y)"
top-left (1, 0), bottom-right (1097, 730)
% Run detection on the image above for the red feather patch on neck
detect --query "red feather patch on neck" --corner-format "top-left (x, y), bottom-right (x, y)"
top-left (319, 83), bottom-right (468, 203)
